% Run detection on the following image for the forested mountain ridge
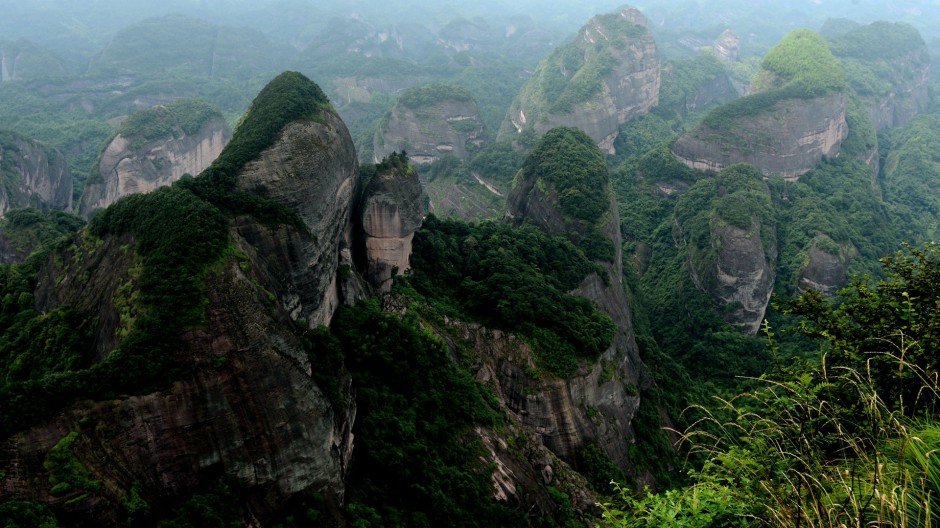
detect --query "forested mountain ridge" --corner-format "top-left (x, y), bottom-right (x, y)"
top-left (3, 2), bottom-right (940, 526)
top-left (0, 70), bottom-right (664, 526)
top-left (672, 30), bottom-right (850, 179)
top-left (0, 72), bottom-right (360, 524)
top-left (498, 7), bottom-right (661, 154)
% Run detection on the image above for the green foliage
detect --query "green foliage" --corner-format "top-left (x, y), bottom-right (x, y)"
top-left (178, 71), bottom-right (327, 222)
top-left (407, 215), bottom-right (614, 377)
top-left (758, 30), bottom-right (846, 94)
top-left (332, 300), bottom-right (524, 527)
top-left (629, 245), bottom-right (940, 527)
top-left (0, 185), bottom-right (229, 437)
top-left (0, 208), bottom-right (84, 256)
top-left (676, 164), bottom-right (775, 280)
top-left (550, 50), bottom-right (617, 114)
top-left (629, 389), bottom-right (682, 489)
top-left (655, 52), bottom-right (732, 121)
top-left (703, 30), bottom-right (844, 131)
top-left (0, 501), bottom-right (61, 528)
top-left (601, 482), bottom-right (754, 528)
top-left (578, 445), bottom-right (627, 493)
top-left (468, 141), bottom-right (524, 186)
top-left (397, 84), bottom-right (473, 108)
top-left (515, 10), bottom-right (647, 122)
top-left (610, 114), bottom-right (678, 166)
top-left (119, 99), bottom-right (223, 149)
top-left (43, 431), bottom-right (102, 498)
top-left (828, 21), bottom-right (926, 61)
top-left (780, 243), bottom-right (940, 413)
top-left (521, 127), bottom-right (610, 225)
top-left (880, 113), bottom-right (940, 244)
top-left (839, 92), bottom-right (877, 156)
top-left (373, 150), bottom-right (411, 175)
top-left (155, 480), bottom-right (246, 528)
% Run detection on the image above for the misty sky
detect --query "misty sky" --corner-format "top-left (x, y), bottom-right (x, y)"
top-left (2, 0), bottom-right (938, 60)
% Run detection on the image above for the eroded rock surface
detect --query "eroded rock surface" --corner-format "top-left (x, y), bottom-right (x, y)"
top-left (498, 7), bottom-right (660, 154)
top-left (235, 113), bottom-right (359, 327)
top-left (0, 132), bottom-right (72, 214)
top-left (360, 163), bottom-right (425, 292)
top-left (673, 92), bottom-right (848, 180)
top-left (689, 220), bottom-right (777, 334)
top-left (373, 86), bottom-right (487, 164)
top-left (80, 118), bottom-right (230, 217)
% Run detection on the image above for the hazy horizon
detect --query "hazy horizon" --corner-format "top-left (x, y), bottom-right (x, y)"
top-left (2, 0), bottom-right (938, 63)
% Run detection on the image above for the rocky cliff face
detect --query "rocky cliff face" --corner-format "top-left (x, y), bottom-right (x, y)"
top-left (0, 74), bottom-right (361, 523)
top-left (0, 132), bottom-right (72, 214)
top-left (713, 29), bottom-right (740, 62)
top-left (360, 160), bottom-right (425, 292)
top-left (673, 92), bottom-right (848, 180)
top-left (80, 118), bottom-right (231, 218)
top-left (797, 236), bottom-right (854, 296)
top-left (7, 247), bottom-right (355, 522)
top-left (674, 165), bottom-right (777, 334)
top-left (689, 220), bottom-right (777, 334)
top-left (235, 112), bottom-right (360, 328)
top-left (498, 7), bottom-right (660, 154)
top-left (372, 85), bottom-right (487, 164)
top-left (506, 128), bottom-right (652, 475)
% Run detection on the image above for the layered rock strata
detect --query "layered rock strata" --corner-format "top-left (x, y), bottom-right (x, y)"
top-left (673, 92), bottom-right (848, 180)
top-left (80, 118), bottom-right (230, 217)
top-left (360, 163), bottom-right (425, 292)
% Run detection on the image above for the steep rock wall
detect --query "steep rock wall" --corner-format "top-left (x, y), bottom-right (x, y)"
top-left (688, 220), bottom-right (777, 334)
top-left (234, 113), bottom-right (359, 327)
top-left (5, 242), bottom-right (355, 522)
top-left (797, 236), bottom-right (854, 296)
top-left (373, 98), bottom-right (486, 164)
top-left (0, 133), bottom-right (72, 214)
top-left (862, 51), bottom-right (930, 130)
top-left (506, 148), bottom-right (652, 474)
top-left (672, 92), bottom-right (848, 180)
top-left (360, 164), bottom-right (425, 292)
top-left (498, 7), bottom-right (660, 154)
top-left (80, 119), bottom-right (231, 218)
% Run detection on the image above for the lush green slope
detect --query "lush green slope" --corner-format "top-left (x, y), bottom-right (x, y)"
top-left (703, 29), bottom-right (845, 131)
top-left (406, 215), bottom-right (613, 377)
top-left (117, 98), bottom-right (224, 149)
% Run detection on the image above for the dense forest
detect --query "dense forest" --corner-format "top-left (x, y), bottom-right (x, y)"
top-left (1, 1), bottom-right (940, 527)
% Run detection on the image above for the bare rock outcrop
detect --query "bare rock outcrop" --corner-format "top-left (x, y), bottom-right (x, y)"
top-left (673, 92), bottom-right (848, 180)
top-left (80, 116), bottom-right (230, 218)
top-left (372, 85), bottom-right (486, 164)
top-left (690, 220), bottom-right (777, 333)
top-left (7, 243), bottom-right (355, 522)
top-left (673, 29), bottom-right (850, 180)
top-left (234, 112), bottom-right (359, 328)
top-left (797, 236), bottom-right (854, 295)
top-left (0, 72), bottom-right (359, 524)
top-left (676, 164), bottom-right (777, 334)
top-left (498, 7), bottom-right (660, 154)
top-left (360, 156), bottom-right (425, 292)
top-left (0, 131), bottom-right (72, 214)
top-left (713, 29), bottom-right (740, 62)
